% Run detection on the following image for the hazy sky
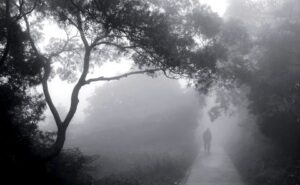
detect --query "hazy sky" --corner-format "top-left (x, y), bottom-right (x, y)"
top-left (40, 0), bottom-right (229, 126)
top-left (201, 0), bottom-right (229, 15)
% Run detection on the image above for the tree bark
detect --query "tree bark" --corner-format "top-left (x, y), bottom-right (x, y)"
top-left (43, 46), bottom-right (92, 160)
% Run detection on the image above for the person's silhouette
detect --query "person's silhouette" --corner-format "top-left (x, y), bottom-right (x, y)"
top-left (203, 128), bottom-right (212, 154)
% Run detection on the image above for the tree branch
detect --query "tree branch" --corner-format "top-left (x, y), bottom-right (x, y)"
top-left (47, 33), bottom-right (79, 60)
top-left (14, 0), bottom-right (38, 21)
top-left (62, 11), bottom-right (92, 128)
top-left (23, 13), bottom-right (40, 56)
top-left (23, 13), bottom-right (63, 128)
top-left (70, 0), bottom-right (84, 12)
top-left (84, 68), bottom-right (161, 85)
top-left (62, 47), bottom-right (91, 128)
top-left (42, 62), bottom-right (63, 127)
top-left (76, 12), bottom-right (89, 48)
top-left (162, 69), bottom-right (182, 80)
top-left (93, 41), bottom-right (137, 50)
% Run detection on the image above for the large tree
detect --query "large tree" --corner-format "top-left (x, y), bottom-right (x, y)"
top-left (13, 0), bottom-right (225, 159)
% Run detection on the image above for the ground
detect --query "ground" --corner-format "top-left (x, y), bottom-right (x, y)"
top-left (182, 146), bottom-right (245, 185)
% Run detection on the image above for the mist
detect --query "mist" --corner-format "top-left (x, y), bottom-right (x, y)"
top-left (3, 0), bottom-right (300, 185)
top-left (64, 75), bottom-right (200, 177)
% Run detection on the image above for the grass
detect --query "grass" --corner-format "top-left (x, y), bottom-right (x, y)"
top-left (94, 151), bottom-right (197, 185)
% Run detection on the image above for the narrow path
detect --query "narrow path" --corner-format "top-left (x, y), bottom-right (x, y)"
top-left (184, 147), bottom-right (245, 185)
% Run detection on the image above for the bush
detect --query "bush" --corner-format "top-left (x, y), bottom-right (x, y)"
top-left (95, 152), bottom-right (197, 185)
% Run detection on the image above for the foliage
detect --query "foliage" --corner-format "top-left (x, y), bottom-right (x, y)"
top-left (226, 0), bottom-right (300, 153)
top-left (94, 152), bottom-right (196, 185)
top-left (0, 1), bottom-right (96, 185)
top-left (4, 0), bottom-right (227, 158)
top-left (0, 0), bottom-right (45, 178)
top-left (46, 148), bottom-right (97, 185)
top-left (206, 0), bottom-right (300, 184)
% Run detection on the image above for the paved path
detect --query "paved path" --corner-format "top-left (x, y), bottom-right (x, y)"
top-left (184, 147), bottom-right (245, 185)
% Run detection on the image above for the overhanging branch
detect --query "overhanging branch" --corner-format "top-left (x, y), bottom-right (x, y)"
top-left (84, 68), bottom-right (161, 85)
top-left (92, 41), bottom-right (137, 50)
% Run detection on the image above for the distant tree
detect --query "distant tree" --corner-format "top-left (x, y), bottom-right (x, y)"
top-left (208, 0), bottom-right (300, 155)
top-left (185, 0), bottom-right (300, 184)
top-left (70, 76), bottom-right (199, 155)
top-left (13, 0), bottom-right (225, 159)
top-left (193, 2), bottom-right (300, 184)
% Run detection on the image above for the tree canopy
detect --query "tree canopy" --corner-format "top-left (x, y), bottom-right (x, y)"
top-left (4, 0), bottom-right (226, 159)
top-left (206, 0), bottom-right (300, 155)
top-left (5, 0), bottom-right (300, 184)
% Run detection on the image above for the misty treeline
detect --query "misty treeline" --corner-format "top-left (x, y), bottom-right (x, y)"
top-left (65, 76), bottom-right (200, 185)
top-left (1, 0), bottom-right (300, 184)
top-left (208, 0), bottom-right (300, 184)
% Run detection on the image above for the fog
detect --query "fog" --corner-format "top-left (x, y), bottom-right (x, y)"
top-left (62, 76), bottom-right (200, 176)
top-left (3, 0), bottom-right (300, 185)
top-left (61, 74), bottom-right (268, 183)
top-left (68, 76), bottom-right (199, 147)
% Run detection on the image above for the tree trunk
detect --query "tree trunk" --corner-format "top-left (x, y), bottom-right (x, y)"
top-left (41, 126), bottom-right (67, 161)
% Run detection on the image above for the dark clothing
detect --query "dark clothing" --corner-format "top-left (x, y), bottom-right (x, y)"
top-left (203, 129), bottom-right (212, 153)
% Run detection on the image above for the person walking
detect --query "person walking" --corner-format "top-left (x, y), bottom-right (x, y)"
top-left (203, 128), bottom-right (212, 154)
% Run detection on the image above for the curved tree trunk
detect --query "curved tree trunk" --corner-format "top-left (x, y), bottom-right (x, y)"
top-left (41, 46), bottom-right (92, 160)
top-left (22, 8), bottom-right (163, 161)
top-left (42, 127), bottom-right (67, 161)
